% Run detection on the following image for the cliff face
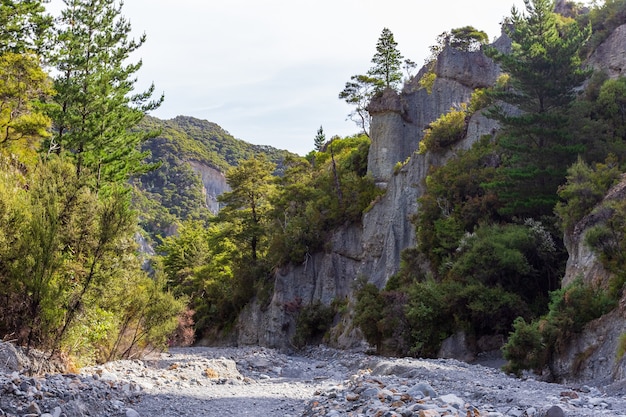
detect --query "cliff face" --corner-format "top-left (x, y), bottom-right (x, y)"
top-left (551, 175), bottom-right (626, 384)
top-left (187, 160), bottom-right (230, 214)
top-left (235, 42), bottom-right (504, 349)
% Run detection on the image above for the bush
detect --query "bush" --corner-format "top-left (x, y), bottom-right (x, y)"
top-left (292, 301), bottom-right (335, 349)
top-left (419, 105), bottom-right (468, 154)
top-left (502, 279), bottom-right (615, 375)
top-left (555, 155), bottom-right (620, 233)
top-left (353, 282), bottom-right (386, 351)
top-left (502, 317), bottom-right (545, 376)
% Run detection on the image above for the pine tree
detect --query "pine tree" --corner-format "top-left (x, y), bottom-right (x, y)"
top-left (49, 0), bottom-right (163, 185)
top-left (339, 28), bottom-right (405, 135)
top-left (313, 125), bottom-right (326, 151)
top-left (368, 27), bottom-right (404, 92)
top-left (485, 0), bottom-right (591, 217)
top-left (218, 155), bottom-right (276, 262)
top-left (0, 0), bottom-right (52, 55)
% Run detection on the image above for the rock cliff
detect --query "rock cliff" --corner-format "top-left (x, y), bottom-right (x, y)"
top-left (235, 40), bottom-right (504, 349)
top-left (551, 175), bottom-right (626, 384)
top-left (187, 160), bottom-right (230, 214)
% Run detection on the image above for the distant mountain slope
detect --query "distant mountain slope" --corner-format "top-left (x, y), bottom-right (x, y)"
top-left (141, 115), bottom-right (291, 172)
top-left (133, 115), bottom-right (294, 242)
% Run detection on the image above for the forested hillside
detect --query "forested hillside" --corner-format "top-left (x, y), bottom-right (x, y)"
top-left (132, 115), bottom-right (293, 243)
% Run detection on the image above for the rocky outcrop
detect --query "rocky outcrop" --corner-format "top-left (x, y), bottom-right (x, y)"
top-left (235, 42), bottom-right (504, 350)
top-left (187, 160), bottom-right (230, 214)
top-left (367, 40), bottom-right (504, 185)
top-left (552, 176), bottom-right (626, 384)
top-left (587, 24), bottom-right (626, 79)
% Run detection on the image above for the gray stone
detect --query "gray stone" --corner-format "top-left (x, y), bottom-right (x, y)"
top-left (438, 393), bottom-right (464, 409)
top-left (408, 382), bottom-right (437, 399)
top-left (545, 405), bottom-right (565, 417)
top-left (125, 408), bottom-right (140, 417)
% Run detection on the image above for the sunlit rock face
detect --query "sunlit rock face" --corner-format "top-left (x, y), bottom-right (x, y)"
top-left (587, 23), bottom-right (626, 79)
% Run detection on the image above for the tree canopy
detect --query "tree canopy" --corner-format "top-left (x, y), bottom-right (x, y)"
top-left (49, 0), bottom-right (163, 184)
top-left (339, 28), bottom-right (407, 136)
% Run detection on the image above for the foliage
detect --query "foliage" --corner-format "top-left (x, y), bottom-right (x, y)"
top-left (269, 135), bottom-right (381, 267)
top-left (218, 155), bottom-right (276, 262)
top-left (449, 221), bottom-right (561, 305)
top-left (0, 157), bottom-right (184, 363)
top-left (314, 125), bottom-right (326, 152)
top-left (448, 26), bottom-right (489, 51)
top-left (424, 26), bottom-right (489, 70)
top-left (418, 72), bottom-right (436, 94)
top-left (418, 104), bottom-right (468, 154)
top-left (159, 220), bottom-right (237, 330)
top-left (484, 0), bottom-right (591, 218)
top-left (340, 28), bottom-right (407, 135)
top-left (338, 74), bottom-right (377, 136)
top-left (503, 279), bottom-right (615, 375)
top-left (416, 136), bottom-right (501, 269)
top-left (367, 27), bottom-right (404, 92)
top-left (48, 0), bottom-right (163, 184)
top-left (353, 281), bottom-right (386, 351)
top-left (583, 198), bottom-right (626, 297)
top-left (501, 317), bottom-right (544, 376)
top-left (578, 0), bottom-right (626, 57)
top-left (134, 116), bottom-right (293, 242)
top-left (0, 52), bottom-right (53, 148)
top-left (0, 0), bottom-right (52, 55)
top-left (555, 155), bottom-right (621, 232)
top-left (292, 301), bottom-right (335, 349)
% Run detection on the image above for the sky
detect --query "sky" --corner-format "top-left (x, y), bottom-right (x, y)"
top-left (45, 0), bottom-right (531, 155)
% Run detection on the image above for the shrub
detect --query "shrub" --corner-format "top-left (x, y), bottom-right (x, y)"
top-left (418, 72), bottom-right (436, 94)
top-left (503, 279), bottom-right (615, 375)
top-left (555, 155), bottom-right (620, 233)
top-left (419, 105), bottom-right (468, 154)
top-left (292, 301), bottom-right (335, 349)
top-left (353, 282), bottom-right (386, 351)
top-left (502, 317), bottom-right (545, 376)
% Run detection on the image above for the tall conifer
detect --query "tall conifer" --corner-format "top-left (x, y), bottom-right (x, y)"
top-left (368, 27), bottom-right (404, 92)
top-left (49, 0), bottom-right (163, 185)
top-left (485, 0), bottom-right (591, 217)
top-left (0, 0), bottom-right (52, 55)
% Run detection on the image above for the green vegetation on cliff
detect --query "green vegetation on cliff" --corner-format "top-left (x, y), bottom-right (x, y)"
top-left (352, 0), bottom-right (626, 366)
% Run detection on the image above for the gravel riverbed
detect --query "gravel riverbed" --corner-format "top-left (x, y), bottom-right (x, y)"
top-left (2, 344), bottom-right (626, 416)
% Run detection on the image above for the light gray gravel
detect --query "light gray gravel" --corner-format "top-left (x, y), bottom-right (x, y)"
top-left (3, 344), bottom-right (626, 416)
top-left (92, 346), bottom-right (626, 417)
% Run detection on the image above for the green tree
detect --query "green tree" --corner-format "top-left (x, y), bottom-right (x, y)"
top-left (555, 155), bottom-right (621, 233)
top-left (49, 0), bottom-right (163, 184)
top-left (339, 28), bottom-right (406, 136)
top-left (338, 74), bottom-right (377, 136)
top-left (368, 27), bottom-right (404, 92)
top-left (0, 52), bottom-right (53, 148)
top-left (485, 0), bottom-right (591, 217)
top-left (0, 0), bottom-right (52, 55)
top-left (313, 125), bottom-right (326, 152)
top-left (218, 155), bottom-right (276, 262)
top-left (450, 26), bottom-right (489, 50)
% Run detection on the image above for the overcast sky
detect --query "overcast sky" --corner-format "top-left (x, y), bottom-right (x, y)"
top-left (46, 1), bottom-right (532, 155)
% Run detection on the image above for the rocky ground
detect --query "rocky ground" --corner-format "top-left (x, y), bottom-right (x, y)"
top-left (2, 343), bottom-right (626, 417)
